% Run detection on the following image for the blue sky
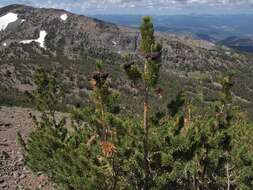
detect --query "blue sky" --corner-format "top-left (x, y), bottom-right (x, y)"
top-left (0, 0), bottom-right (253, 15)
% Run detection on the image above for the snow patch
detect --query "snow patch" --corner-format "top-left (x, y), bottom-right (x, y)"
top-left (112, 41), bottom-right (117, 46)
top-left (60, 14), bottom-right (68, 21)
top-left (20, 30), bottom-right (47, 49)
top-left (225, 51), bottom-right (231, 55)
top-left (2, 42), bottom-right (7, 47)
top-left (21, 19), bottom-right (25, 23)
top-left (0, 13), bottom-right (18, 31)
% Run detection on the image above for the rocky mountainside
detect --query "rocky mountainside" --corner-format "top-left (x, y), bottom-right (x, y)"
top-left (0, 4), bottom-right (253, 118)
top-left (0, 4), bottom-right (139, 58)
top-left (0, 4), bottom-right (217, 61)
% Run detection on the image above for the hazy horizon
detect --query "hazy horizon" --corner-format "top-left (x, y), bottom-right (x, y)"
top-left (0, 0), bottom-right (253, 15)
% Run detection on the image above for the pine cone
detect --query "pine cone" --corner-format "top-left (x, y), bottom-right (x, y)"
top-left (143, 52), bottom-right (161, 60)
top-left (100, 141), bottom-right (116, 158)
top-left (150, 52), bottom-right (162, 60)
top-left (123, 62), bottom-right (135, 70)
top-left (100, 73), bottom-right (109, 80)
top-left (92, 71), bottom-right (109, 82)
top-left (92, 71), bottom-right (102, 81)
top-left (155, 87), bottom-right (164, 98)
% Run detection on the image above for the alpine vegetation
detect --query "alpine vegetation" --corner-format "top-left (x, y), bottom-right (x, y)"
top-left (17, 17), bottom-right (253, 190)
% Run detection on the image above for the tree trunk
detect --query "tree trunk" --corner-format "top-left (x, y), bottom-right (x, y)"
top-left (193, 175), bottom-right (200, 190)
top-left (143, 63), bottom-right (149, 190)
top-left (226, 163), bottom-right (230, 190)
top-left (112, 156), bottom-right (118, 190)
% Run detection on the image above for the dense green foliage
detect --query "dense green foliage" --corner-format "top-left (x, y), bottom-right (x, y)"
top-left (19, 17), bottom-right (253, 190)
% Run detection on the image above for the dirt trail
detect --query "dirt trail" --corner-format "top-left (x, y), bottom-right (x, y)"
top-left (0, 106), bottom-right (54, 190)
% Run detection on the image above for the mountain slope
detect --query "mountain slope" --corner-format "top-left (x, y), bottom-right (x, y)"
top-left (0, 4), bottom-right (253, 118)
top-left (0, 4), bottom-right (139, 58)
top-left (219, 36), bottom-right (253, 53)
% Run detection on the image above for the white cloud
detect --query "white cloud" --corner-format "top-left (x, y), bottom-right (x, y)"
top-left (1, 0), bottom-right (253, 14)
top-left (33, 0), bottom-right (253, 10)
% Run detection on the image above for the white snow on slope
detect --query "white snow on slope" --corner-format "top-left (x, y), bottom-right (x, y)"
top-left (3, 42), bottom-right (7, 47)
top-left (20, 30), bottom-right (47, 49)
top-left (112, 40), bottom-right (117, 46)
top-left (0, 13), bottom-right (18, 31)
top-left (60, 14), bottom-right (68, 21)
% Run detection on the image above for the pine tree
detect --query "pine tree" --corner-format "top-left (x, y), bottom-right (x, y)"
top-left (18, 68), bottom-right (67, 174)
top-left (123, 16), bottom-right (162, 189)
top-left (215, 75), bottom-right (234, 190)
top-left (18, 18), bottom-right (253, 190)
top-left (231, 121), bottom-right (253, 190)
top-left (148, 76), bottom-right (241, 190)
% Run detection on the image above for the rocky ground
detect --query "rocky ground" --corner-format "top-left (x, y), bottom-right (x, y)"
top-left (0, 106), bottom-right (54, 190)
